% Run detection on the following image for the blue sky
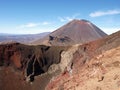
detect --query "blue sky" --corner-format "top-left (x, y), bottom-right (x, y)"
top-left (0, 0), bottom-right (120, 34)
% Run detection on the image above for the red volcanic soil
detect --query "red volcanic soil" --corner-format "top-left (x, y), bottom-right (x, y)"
top-left (46, 30), bottom-right (120, 90)
top-left (33, 19), bottom-right (107, 46)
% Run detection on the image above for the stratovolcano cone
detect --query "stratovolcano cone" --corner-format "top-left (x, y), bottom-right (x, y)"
top-left (34, 19), bottom-right (107, 46)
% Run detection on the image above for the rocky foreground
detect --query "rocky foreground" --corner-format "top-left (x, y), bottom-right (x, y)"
top-left (46, 43), bottom-right (120, 90)
top-left (0, 31), bottom-right (120, 90)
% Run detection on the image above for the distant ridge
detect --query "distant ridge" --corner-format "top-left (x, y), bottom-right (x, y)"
top-left (0, 32), bottom-right (50, 44)
top-left (33, 19), bottom-right (107, 46)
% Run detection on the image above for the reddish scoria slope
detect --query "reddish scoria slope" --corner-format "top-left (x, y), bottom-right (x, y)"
top-left (46, 30), bottom-right (120, 90)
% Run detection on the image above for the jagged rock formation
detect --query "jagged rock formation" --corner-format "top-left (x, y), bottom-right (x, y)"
top-left (0, 42), bottom-right (68, 90)
top-left (33, 19), bottom-right (107, 46)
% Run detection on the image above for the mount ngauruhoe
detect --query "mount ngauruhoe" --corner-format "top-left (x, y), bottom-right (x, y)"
top-left (33, 19), bottom-right (107, 45)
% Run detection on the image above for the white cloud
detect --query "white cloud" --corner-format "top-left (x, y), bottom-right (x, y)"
top-left (58, 13), bottom-right (80, 22)
top-left (42, 21), bottom-right (50, 25)
top-left (58, 17), bottom-right (66, 22)
top-left (17, 21), bottom-right (51, 29)
top-left (90, 10), bottom-right (120, 17)
top-left (101, 27), bottom-right (120, 35)
top-left (19, 23), bottom-right (40, 28)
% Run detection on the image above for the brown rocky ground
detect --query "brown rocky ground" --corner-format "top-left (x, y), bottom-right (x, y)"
top-left (46, 46), bottom-right (120, 90)
top-left (0, 30), bottom-right (119, 90)
top-left (46, 30), bottom-right (120, 90)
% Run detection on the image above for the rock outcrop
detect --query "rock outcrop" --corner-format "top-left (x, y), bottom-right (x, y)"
top-left (0, 42), bottom-right (68, 89)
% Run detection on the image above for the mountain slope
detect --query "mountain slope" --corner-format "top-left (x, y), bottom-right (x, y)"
top-left (46, 30), bottom-right (120, 90)
top-left (46, 46), bottom-right (120, 90)
top-left (34, 19), bottom-right (107, 46)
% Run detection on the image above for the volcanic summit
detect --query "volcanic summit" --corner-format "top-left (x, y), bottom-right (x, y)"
top-left (34, 19), bottom-right (107, 46)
